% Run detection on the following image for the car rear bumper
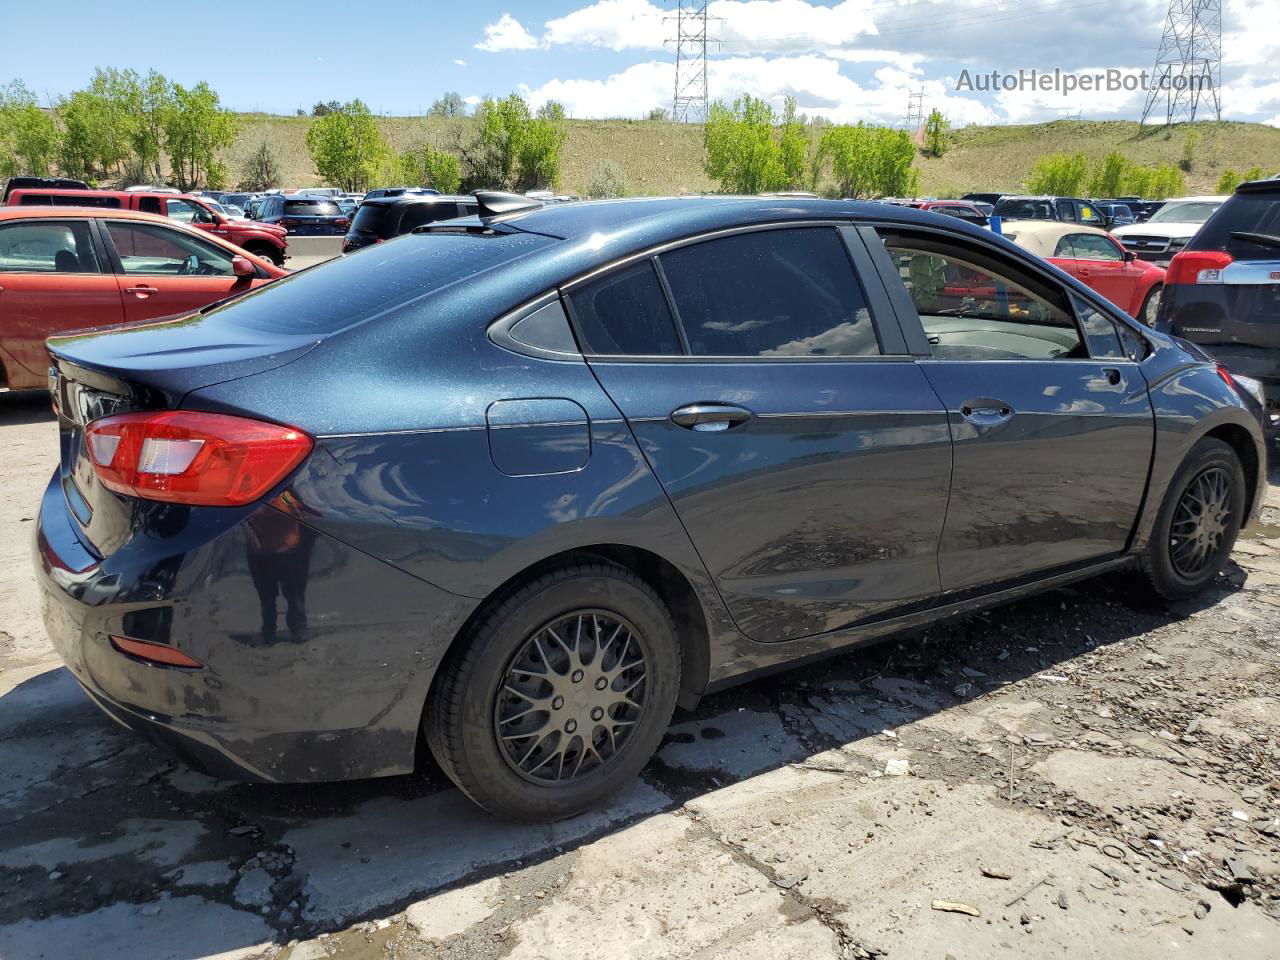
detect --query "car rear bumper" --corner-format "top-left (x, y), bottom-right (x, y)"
top-left (34, 472), bottom-right (477, 783)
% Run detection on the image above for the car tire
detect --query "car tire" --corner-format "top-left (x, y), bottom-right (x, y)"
top-left (246, 245), bottom-right (282, 267)
top-left (1138, 284), bottom-right (1162, 327)
top-left (1140, 437), bottom-right (1246, 600)
top-left (425, 561), bottom-right (681, 821)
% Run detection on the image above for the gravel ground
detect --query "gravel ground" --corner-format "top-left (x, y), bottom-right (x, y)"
top-left (1, 388), bottom-right (1278, 960)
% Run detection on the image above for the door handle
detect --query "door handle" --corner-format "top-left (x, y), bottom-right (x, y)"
top-left (959, 399), bottom-right (1013, 427)
top-left (1102, 367), bottom-right (1122, 385)
top-left (124, 285), bottom-right (158, 298)
top-left (670, 402), bottom-right (753, 432)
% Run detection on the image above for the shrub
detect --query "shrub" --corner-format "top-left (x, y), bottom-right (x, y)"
top-left (587, 159), bottom-right (627, 198)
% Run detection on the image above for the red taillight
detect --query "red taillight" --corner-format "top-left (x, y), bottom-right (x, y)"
top-left (84, 411), bottom-right (312, 507)
top-left (111, 635), bottom-right (204, 668)
top-left (335, 217), bottom-right (350, 227)
top-left (1165, 250), bottom-right (1233, 285)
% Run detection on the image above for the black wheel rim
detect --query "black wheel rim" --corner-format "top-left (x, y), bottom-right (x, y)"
top-left (1170, 465), bottom-right (1233, 578)
top-left (495, 610), bottom-right (649, 785)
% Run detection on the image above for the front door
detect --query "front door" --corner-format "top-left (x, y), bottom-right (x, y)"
top-left (0, 219), bottom-right (124, 388)
top-left (1064, 231), bottom-right (1136, 311)
top-left (871, 226), bottom-right (1154, 593)
top-left (100, 220), bottom-right (252, 322)
top-left (567, 225), bottom-right (953, 643)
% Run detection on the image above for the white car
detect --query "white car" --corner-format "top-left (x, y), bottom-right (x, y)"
top-left (1111, 195), bottom-right (1227, 264)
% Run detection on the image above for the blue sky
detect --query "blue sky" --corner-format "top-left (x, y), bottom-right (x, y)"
top-left (5, 0), bottom-right (1278, 126)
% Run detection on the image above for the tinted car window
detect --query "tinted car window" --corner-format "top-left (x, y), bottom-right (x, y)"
top-left (399, 202), bottom-right (462, 232)
top-left (568, 259), bottom-right (682, 356)
top-left (879, 232), bottom-right (1084, 361)
top-left (0, 221), bottom-right (100, 273)
top-left (1074, 297), bottom-right (1127, 359)
top-left (105, 222), bottom-right (235, 276)
top-left (1188, 189), bottom-right (1280, 261)
top-left (995, 199), bottom-right (1054, 220)
top-left (203, 231), bottom-right (553, 335)
top-left (284, 199), bottom-right (341, 217)
top-left (659, 228), bottom-right (880, 357)
top-left (53, 193), bottom-right (121, 208)
top-left (349, 202), bottom-right (394, 236)
top-left (1069, 233), bottom-right (1122, 261)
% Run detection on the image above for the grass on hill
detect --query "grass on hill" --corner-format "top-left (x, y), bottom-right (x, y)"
top-left (226, 114), bottom-right (1280, 198)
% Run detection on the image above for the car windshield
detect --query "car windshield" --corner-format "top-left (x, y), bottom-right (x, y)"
top-left (202, 230), bottom-right (554, 335)
top-left (1148, 201), bottom-right (1221, 224)
top-left (284, 199), bottom-right (341, 217)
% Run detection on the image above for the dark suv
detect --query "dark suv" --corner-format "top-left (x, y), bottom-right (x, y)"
top-left (994, 195), bottom-right (1108, 227)
top-left (256, 195), bottom-right (350, 236)
top-left (342, 194), bottom-right (479, 253)
top-left (1158, 177), bottom-right (1280, 427)
top-left (363, 187), bottom-right (441, 201)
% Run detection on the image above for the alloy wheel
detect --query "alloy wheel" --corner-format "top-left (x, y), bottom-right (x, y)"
top-left (1169, 466), bottom-right (1233, 578)
top-left (495, 610), bottom-right (649, 784)
top-left (1143, 287), bottom-right (1162, 326)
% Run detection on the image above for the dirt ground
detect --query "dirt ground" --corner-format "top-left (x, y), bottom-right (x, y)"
top-left (1, 388), bottom-right (1278, 960)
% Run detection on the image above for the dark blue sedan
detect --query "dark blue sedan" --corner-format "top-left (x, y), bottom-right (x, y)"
top-left (36, 194), bottom-right (1268, 820)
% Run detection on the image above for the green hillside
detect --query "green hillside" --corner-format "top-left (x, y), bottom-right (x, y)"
top-left (226, 114), bottom-right (1280, 197)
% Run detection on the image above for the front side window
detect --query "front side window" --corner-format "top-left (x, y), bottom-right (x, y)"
top-left (1068, 233), bottom-right (1123, 261)
top-left (164, 199), bottom-right (213, 224)
top-left (105, 222), bottom-right (235, 276)
top-left (0, 221), bottom-right (100, 273)
top-left (659, 228), bottom-right (881, 357)
top-left (568, 259), bottom-right (683, 356)
top-left (879, 232), bottom-right (1085, 361)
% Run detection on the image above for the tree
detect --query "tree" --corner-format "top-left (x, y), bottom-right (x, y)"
top-left (1217, 169), bottom-right (1241, 193)
top-left (430, 92), bottom-right (466, 117)
top-left (1146, 163), bottom-right (1186, 200)
top-left (163, 82), bottom-right (238, 190)
top-left (703, 95), bottom-right (788, 194)
top-left (1026, 152), bottom-right (1089, 195)
top-left (312, 100), bottom-right (342, 117)
top-left (396, 143), bottom-right (462, 193)
top-left (1242, 165), bottom-right (1264, 183)
top-left (537, 100), bottom-right (566, 121)
top-left (518, 115), bottom-right (567, 190)
top-left (646, 107), bottom-right (669, 121)
top-left (239, 141), bottom-right (281, 191)
top-left (1088, 151), bottom-right (1129, 197)
top-left (1179, 128), bottom-right (1199, 172)
top-left (778, 97), bottom-right (809, 189)
top-left (304, 99), bottom-right (388, 191)
top-left (458, 93), bottom-right (565, 191)
top-left (816, 123), bottom-right (918, 198)
top-left (923, 109), bottom-right (950, 159)
top-left (0, 81), bottom-right (60, 178)
top-left (587, 159), bottom-right (627, 198)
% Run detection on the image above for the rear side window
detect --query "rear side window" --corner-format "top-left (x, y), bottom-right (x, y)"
top-left (284, 199), bottom-right (340, 217)
top-left (568, 260), bottom-right (682, 356)
top-left (349, 202), bottom-right (393, 236)
top-left (997, 199), bottom-right (1054, 220)
top-left (203, 231), bottom-right (554, 335)
top-left (1189, 190), bottom-right (1280, 261)
top-left (399, 202), bottom-right (462, 232)
top-left (659, 228), bottom-right (880, 357)
top-left (0, 221), bottom-right (100, 273)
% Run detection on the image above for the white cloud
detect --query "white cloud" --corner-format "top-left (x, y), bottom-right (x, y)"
top-left (519, 54), bottom-right (998, 126)
top-left (475, 13), bottom-right (539, 52)
top-left (453, 58), bottom-right (467, 67)
top-left (543, 0), bottom-right (665, 50)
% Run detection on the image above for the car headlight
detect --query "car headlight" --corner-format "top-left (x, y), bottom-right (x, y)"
top-left (1231, 373), bottom-right (1266, 407)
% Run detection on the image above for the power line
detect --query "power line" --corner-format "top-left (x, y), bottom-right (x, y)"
top-left (1140, 0), bottom-right (1222, 124)
top-left (902, 90), bottom-right (925, 132)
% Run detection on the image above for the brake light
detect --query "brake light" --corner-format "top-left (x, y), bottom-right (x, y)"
top-left (110, 635), bottom-right (204, 669)
top-left (335, 217), bottom-right (349, 227)
top-left (1166, 250), bottom-right (1233, 285)
top-left (84, 411), bottom-right (312, 506)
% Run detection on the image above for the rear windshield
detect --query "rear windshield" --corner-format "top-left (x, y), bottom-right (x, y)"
top-left (1189, 189), bottom-right (1280, 260)
top-left (349, 202), bottom-right (394, 236)
top-left (995, 199), bottom-right (1054, 219)
top-left (284, 199), bottom-right (341, 216)
top-left (201, 230), bottom-right (554, 335)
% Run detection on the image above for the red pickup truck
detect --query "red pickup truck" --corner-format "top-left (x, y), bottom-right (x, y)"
top-left (4, 189), bottom-right (289, 266)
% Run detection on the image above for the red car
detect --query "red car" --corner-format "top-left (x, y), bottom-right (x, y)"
top-left (1004, 220), bottom-right (1166, 325)
top-left (5, 189), bottom-right (289, 266)
top-left (907, 199), bottom-right (990, 226)
top-left (0, 206), bottom-right (286, 391)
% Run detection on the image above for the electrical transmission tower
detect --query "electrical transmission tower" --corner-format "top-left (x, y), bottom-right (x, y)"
top-left (902, 90), bottom-right (925, 133)
top-left (666, 2), bottom-right (720, 123)
top-left (1140, 0), bottom-right (1222, 124)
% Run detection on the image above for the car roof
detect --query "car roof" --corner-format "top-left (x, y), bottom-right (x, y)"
top-left (368, 194), bottom-right (473, 206)
top-left (1002, 219), bottom-right (1109, 256)
top-left (1164, 195), bottom-right (1228, 203)
top-left (457, 195), bottom-right (974, 245)
top-left (0, 205), bottom-right (181, 224)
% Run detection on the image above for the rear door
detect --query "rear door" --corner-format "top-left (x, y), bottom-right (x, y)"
top-left (0, 219), bottom-right (124, 387)
top-left (100, 219), bottom-right (252, 321)
top-left (568, 224), bottom-right (953, 643)
top-left (867, 225), bottom-right (1154, 593)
